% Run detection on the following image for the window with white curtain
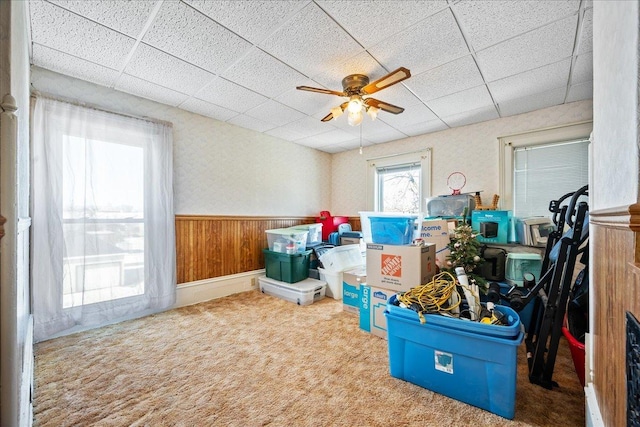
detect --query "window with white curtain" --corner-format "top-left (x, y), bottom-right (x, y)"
top-left (499, 122), bottom-right (592, 219)
top-left (367, 150), bottom-right (431, 213)
top-left (31, 97), bottom-right (176, 341)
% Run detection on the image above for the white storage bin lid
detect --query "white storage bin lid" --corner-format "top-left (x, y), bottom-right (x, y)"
top-left (318, 244), bottom-right (365, 272)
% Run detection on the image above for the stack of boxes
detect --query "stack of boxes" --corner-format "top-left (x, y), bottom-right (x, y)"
top-left (259, 225), bottom-right (327, 306)
top-left (353, 213), bottom-right (438, 339)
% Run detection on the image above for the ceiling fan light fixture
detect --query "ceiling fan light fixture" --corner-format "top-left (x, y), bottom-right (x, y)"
top-left (348, 110), bottom-right (363, 126)
top-left (367, 106), bottom-right (380, 121)
top-left (347, 95), bottom-right (363, 113)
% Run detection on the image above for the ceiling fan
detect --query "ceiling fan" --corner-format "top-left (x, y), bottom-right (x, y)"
top-left (296, 67), bottom-right (411, 126)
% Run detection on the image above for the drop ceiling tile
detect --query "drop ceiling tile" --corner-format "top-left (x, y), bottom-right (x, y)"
top-left (259, 3), bottom-right (364, 78)
top-left (195, 77), bottom-right (268, 113)
top-left (275, 78), bottom-right (338, 116)
top-left (115, 74), bottom-right (190, 107)
top-left (285, 116), bottom-right (335, 138)
top-left (577, 8), bottom-right (593, 54)
top-left (369, 8), bottom-right (469, 75)
top-left (221, 48), bottom-right (307, 99)
top-left (317, 0), bottom-right (447, 48)
top-left (184, 0), bottom-right (308, 45)
top-left (179, 98), bottom-right (239, 121)
top-left (265, 126), bottom-right (307, 142)
top-left (571, 54), bottom-right (593, 85)
top-left (453, 0), bottom-right (579, 51)
top-left (307, 128), bottom-right (357, 145)
top-left (401, 119), bottom-right (449, 137)
top-left (441, 104), bottom-right (499, 127)
top-left (488, 59), bottom-right (571, 104)
top-left (566, 81), bottom-right (593, 103)
top-left (143, 1), bottom-right (252, 74)
top-left (227, 114), bottom-right (276, 133)
top-left (124, 43), bottom-right (215, 96)
top-left (32, 43), bottom-right (120, 88)
top-left (406, 55), bottom-right (484, 101)
top-left (311, 52), bottom-right (387, 90)
top-left (498, 86), bottom-right (566, 117)
top-left (476, 14), bottom-right (578, 82)
top-left (29, 0), bottom-right (135, 70)
top-left (427, 85), bottom-right (493, 118)
top-left (243, 100), bottom-right (306, 127)
top-left (379, 103), bottom-right (438, 128)
top-left (48, 0), bottom-right (156, 38)
top-left (365, 81), bottom-right (423, 109)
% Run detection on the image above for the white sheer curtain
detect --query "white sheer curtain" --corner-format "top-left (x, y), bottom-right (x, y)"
top-left (32, 97), bottom-right (176, 342)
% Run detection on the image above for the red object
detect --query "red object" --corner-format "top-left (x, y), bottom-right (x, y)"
top-left (316, 211), bottom-right (349, 241)
top-left (562, 321), bottom-right (586, 387)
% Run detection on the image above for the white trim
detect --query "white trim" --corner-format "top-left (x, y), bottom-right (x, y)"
top-left (585, 384), bottom-right (604, 427)
top-left (366, 149), bottom-right (431, 211)
top-left (498, 121), bottom-right (592, 212)
top-left (174, 270), bottom-right (263, 308)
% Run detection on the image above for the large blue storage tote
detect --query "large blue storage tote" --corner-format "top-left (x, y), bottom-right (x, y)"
top-left (385, 297), bottom-right (524, 419)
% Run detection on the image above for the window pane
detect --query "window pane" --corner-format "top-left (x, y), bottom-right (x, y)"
top-left (62, 136), bottom-right (145, 308)
top-left (514, 140), bottom-right (589, 218)
top-left (377, 163), bottom-right (421, 213)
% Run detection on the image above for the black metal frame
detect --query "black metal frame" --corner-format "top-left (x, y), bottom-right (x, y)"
top-left (497, 186), bottom-right (589, 389)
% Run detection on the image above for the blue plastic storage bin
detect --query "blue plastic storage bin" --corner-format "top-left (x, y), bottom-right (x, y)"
top-left (386, 295), bottom-right (522, 339)
top-left (385, 298), bottom-right (524, 419)
top-left (369, 216), bottom-right (417, 245)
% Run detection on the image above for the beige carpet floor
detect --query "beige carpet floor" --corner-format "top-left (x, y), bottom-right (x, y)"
top-left (33, 290), bottom-right (585, 426)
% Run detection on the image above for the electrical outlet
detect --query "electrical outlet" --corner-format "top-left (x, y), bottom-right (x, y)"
top-left (627, 312), bottom-right (640, 426)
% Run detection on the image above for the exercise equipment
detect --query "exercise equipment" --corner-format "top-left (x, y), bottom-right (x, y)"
top-left (497, 185), bottom-right (589, 389)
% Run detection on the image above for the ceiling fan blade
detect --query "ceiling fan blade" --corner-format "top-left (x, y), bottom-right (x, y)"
top-left (321, 112), bottom-right (334, 122)
top-left (361, 67), bottom-right (411, 95)
top-left (296, 86), bottom-right (345, 97)
top-left (364, 98), bottom-right (405, 114)
top-left (320, 102), bottom-right (349, 122)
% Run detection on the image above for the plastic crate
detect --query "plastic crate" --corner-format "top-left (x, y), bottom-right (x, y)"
top-left (265, 228), bottom-right (308, 253)
top-left (369, 215), bottom-right (418, 245)
top-left (258, 276), bottom-right (326, 305)
top-left (505, 253), bottom-right (542, 286)
top-left (289, 224), bottom-right (323, 245)
top-left (263, 249), bottom-right (312, 283)
top-left (385, 297), bottom-right (524, 420)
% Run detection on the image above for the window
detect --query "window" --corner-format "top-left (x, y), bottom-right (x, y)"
top-left (499, 122), bottom-right (592, 219)
top-left (32, 97), bottom-right (176, 341)
top-left (367, 150), bottom-right (431, 213)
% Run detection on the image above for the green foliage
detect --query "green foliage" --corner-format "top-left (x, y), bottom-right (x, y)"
top-left (443, 212), bottom-right (488, 292)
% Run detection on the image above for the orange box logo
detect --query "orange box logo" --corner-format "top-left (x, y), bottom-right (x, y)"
top-left (381, 254), bottom-right (402, 277)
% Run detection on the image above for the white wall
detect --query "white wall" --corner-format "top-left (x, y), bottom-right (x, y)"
top-left (591, 0), bottom-right (639, 211)
top-left (30, 67), bottom-right (332, 216)
top-left (331, 100), bottom-right (593, 215)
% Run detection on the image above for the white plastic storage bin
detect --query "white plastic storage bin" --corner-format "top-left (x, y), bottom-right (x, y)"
top-left (265, 228), bottom-right (308, 253)
top-left (258, 276), bottom-right (326, 305)
top-left (289, 223), bottom-right (323, 245)
top-left (317, 244), bottom-right (365, 300)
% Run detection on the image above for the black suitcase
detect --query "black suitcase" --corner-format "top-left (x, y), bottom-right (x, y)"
top-left (476, 246), bottom-right (507, 281)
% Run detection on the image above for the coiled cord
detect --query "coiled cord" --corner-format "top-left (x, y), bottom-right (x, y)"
top-left (396, 271), bottom-right (462, 324)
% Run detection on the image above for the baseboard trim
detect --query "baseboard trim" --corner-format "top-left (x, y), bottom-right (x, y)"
top-left (585, 384), bottom-right (604, 427)
top-left (175, 270), bottom-right (264, 308)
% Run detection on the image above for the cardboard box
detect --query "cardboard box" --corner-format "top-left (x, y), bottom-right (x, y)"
top-left (359, 285), bottom-right (395, 339)
top-left (418, 219), bottom-right (451, 268)
top-left (342, 267), bottom-right (366, 315)
top-left (471, 210), bottom-right (511, 244)
top-left (366, 243), bottom-right (435, 292)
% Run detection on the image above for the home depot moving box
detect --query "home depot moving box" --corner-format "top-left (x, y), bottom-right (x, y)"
top-left (366, 243), bottom-right (436, 292)
top-left (418, 219), bottom-right (451, 268)
top-left (359, 285), bottom-right (395, 339)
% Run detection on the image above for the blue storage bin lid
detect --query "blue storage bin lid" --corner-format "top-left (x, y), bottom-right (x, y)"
top-left (386, 294), bottom-right (522, 339)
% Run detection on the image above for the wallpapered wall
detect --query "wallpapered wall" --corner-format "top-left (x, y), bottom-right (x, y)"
top-left (331, 99), bottom-right (593, 216)
top-left (30, 67), bottom-right (332, 216)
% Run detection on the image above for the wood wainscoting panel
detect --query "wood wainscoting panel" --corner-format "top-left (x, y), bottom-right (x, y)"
top-left (176, 216), bottom-right (317, 283)
top-left (590, 204), bottom-right (640, 427)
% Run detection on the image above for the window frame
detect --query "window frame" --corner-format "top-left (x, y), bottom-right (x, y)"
top-left (499, 121), bottom-right (592, 213)
top-left (366, 149), bottom-right (431, 212)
